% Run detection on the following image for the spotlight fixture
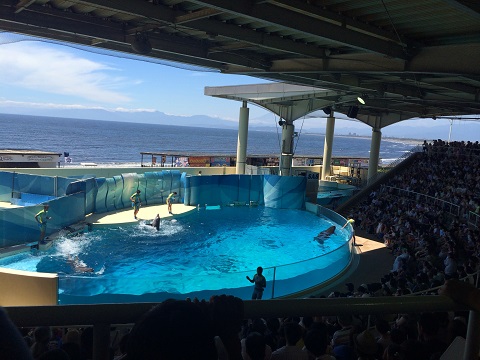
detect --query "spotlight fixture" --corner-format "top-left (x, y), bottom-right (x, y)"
top-left (347, 106), bottom-right (359, 118)
top-left (278, 120), bottom-right (286, 126)
top-left (322, 106), bottom-right (332, 115)
top-left (131, 32), bottom-right (152, 55)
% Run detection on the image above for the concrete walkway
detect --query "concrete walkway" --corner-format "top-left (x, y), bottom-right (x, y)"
top-left (312, 230), bottom-right (393, 297)
top-left (86, 203), bottom-right (196, 226)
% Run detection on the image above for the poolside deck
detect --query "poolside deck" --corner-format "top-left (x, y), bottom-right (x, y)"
top-left (311, 230), bottom-right (393, 297)
top-left (86, 203), bottom-right (196, 226)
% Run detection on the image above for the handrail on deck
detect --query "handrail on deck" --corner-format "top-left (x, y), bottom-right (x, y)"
top-left (5, 296), bottom-right (480, 360)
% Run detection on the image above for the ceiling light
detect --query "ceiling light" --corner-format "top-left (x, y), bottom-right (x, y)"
top-left (357, 96), bottom-right (366, 105)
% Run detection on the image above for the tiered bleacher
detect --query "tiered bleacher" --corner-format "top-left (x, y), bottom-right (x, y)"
top-left (1, 140), bottom-right (479, 360)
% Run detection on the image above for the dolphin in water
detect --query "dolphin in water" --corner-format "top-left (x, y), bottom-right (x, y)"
top-left (314, 225), bottom-right (336, 244)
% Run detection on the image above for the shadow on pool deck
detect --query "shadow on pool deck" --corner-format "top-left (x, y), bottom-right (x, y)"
top-left (86, 203), bottom-right (197, 226)
top-left (309, 229), bottom-right (393, 297)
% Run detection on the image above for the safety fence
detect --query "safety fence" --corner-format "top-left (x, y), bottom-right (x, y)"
top-left (383, 185), bottom-right (461, 217)
top-left (383, 185), bottom-right (479, 229)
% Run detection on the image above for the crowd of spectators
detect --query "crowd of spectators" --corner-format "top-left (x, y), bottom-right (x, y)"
top-left (341, 140), bottom-right (479, 298)
top-left (1, 140), bottom-right (479, 360)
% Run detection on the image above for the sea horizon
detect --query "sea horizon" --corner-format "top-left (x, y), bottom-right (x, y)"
top-left (2, 113), bottom-right (422, 166)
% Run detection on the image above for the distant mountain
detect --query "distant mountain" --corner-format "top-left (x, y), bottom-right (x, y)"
top-left (0, 106), bottom-right (479, 141)
top-left (0, 106), bottom-right (240, 129)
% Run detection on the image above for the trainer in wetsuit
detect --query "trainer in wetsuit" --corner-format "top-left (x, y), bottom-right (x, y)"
top-left (166, 192), bottom-right (177, 214)
top-left (246, 266), bottom-right (267, 300)
top-left (130, 190), bottom-right (142, 220)
top-left (34, 204), bottom-right (51, 245)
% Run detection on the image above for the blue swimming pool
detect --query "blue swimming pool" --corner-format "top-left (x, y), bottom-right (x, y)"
top-left (0, 207), bottom-right (352, 303)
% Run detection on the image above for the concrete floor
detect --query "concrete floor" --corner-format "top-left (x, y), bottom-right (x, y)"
top-left (311, 230), bottom-right (393, 297)
top-left (86, 203), bottom-right (196, 226)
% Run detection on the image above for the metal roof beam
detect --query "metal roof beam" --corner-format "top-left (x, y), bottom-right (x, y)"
top-left (71, 0), bottom-right (329, 58)
top-left (189, 0), bottom-right (409, 59)
top-left (265, 0), bottom-right (404, 44)
top-left (0, 4), bottom-right (271, 70)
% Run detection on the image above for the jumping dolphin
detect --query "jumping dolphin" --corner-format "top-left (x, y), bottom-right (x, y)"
top-left (314, 225), bottom-right (336, 244)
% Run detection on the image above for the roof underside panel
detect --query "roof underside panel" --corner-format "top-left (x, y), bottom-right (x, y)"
top-left (0, 0), bottom-right (479, 127)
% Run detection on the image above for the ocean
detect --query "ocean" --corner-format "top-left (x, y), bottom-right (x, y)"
top-left (2, 114), bottom-right (421, 166)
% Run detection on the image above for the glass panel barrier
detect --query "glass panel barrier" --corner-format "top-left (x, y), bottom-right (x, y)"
top-left (58, 241), bottom-right (351, 304)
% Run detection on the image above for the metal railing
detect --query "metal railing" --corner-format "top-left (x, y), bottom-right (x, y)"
top-left (364, 145), bottom-right (423, 186)
top-left (5, 296), bottom-right (480, 360)
top-left (468, 211), bottom-right (479, 228)
top-left (384, 185), bottom-right (461, 218)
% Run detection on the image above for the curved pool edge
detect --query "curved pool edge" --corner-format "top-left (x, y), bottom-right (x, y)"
top-left (1, 203), bottom-right (362, 305)
top-left (279, 239), bottom-right (357, 299)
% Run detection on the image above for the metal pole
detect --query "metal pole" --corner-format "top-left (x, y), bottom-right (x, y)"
top-left (271, 267), bottom-right (276, 299)
top-left (93, 323), bottom-right (111, 360)
top-left (11, 171), bottom-right (15, 200)
top-left (464, 311), bottom-right (480, 360)
top-left (448, 120), bottom-right (453, 142)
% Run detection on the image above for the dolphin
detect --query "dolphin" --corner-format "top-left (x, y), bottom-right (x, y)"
top-left (314, 225), bottom-right (336, 244)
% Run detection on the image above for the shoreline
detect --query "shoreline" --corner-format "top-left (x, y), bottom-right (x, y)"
top-left (303, 132), bottom-right (424, 146)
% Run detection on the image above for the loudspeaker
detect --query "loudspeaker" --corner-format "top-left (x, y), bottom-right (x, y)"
top-left (131, 33), bottom-right (152, 55)
top-left (347, 106), bottom-right (359, 118)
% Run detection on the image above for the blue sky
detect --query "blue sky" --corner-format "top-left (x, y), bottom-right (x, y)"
top-left (0, 35), bottom-right (272, 121)
top-left (0, 33), bottom-right (478, 140)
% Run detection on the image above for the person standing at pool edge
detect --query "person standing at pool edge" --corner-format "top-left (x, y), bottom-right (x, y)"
top-left (130, 190), bottom-right (142, 219)
top-left (167, 191), bottom-right (177, 214)
top-left (246, 266), bottom-right (267, 300)
top-left (35, 204), bottom-right (51, 244)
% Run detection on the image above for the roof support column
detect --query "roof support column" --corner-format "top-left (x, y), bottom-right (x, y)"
top-left (236, 101), bottom-right (249, 175)
top-left (279, 120), bottom-right (294, 176)
top-left (321, 112), bottom-right (335, 180)
top-left (367, 126), bottom-right (382, 183)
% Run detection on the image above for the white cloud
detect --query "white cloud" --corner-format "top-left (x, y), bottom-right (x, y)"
top-left (0, 99), bottom-right (156, 113)
top-left (0, 42), bottom-right (132, 103)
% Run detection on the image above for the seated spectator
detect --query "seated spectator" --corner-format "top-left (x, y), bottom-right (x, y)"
top-left (271, 322), bottom-right (308, 360)
top-left (374, 318), bottom-right (391, 351)
top-left (126, 299), bottom-right (217, 360)
top-left (384, 343), bottom-right (405, 360)
top-left (210, 295), bottom-right (245, 360)
top-left (0, 307), bottom-right (33, 360)
top-left (31, 326), bottom-right (52, 359)
top-left (444, 252), bottom-right (458, 279)
top-left (392, 248), bottom-right (409, 273)
top-left (37, 348), bottom-right (70, 360)
top-left (303, 325), bottom-right (335, 360)
top-left (417, 312), bottom-right (448, 359)
top-left (264, 318), bottom-right (281, 352)
top-left (331, 315), bottom-right (353, 349)
top-left (241, 319), bottom-right (272, 360)
top-left (243, 332), bottom-right (270, 360)
top-left (353, 330), bottom-right (381, 359)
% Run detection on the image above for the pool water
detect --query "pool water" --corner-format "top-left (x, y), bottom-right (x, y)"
top-left (0, 207), bottom-right (350, 302)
